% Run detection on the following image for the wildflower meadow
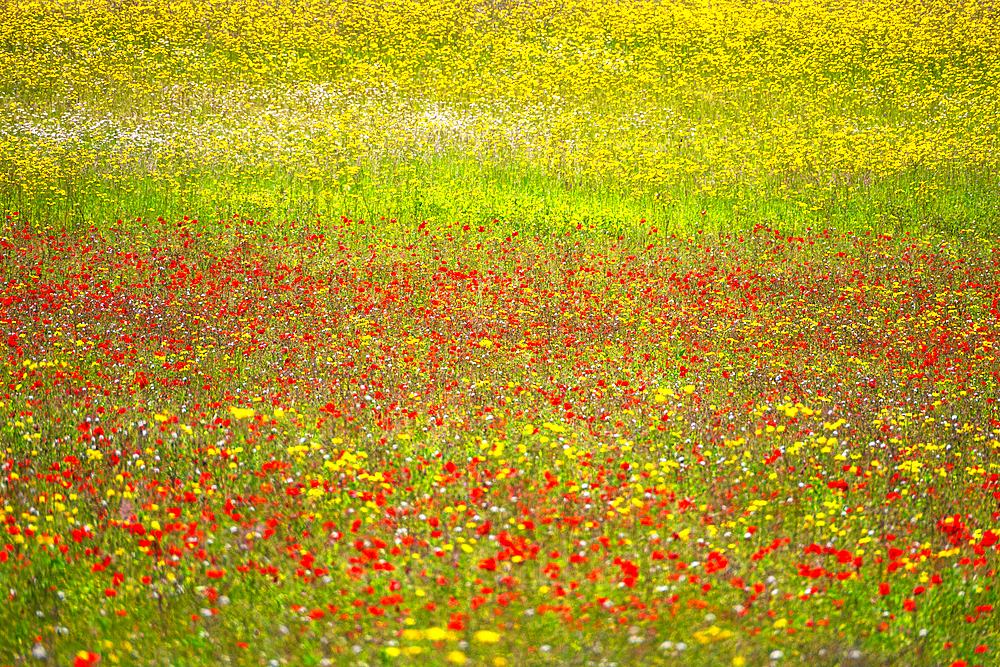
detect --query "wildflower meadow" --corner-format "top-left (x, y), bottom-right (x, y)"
top-left (2, 0), bottom-right (999, 666)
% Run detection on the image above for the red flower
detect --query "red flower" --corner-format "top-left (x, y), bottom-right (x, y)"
top-left (878, 583), bottom-right (890, 596)
top-left (74, 651), bottom-right (100, 667)
top-left (104, 588), bottom-right (117, 598)
top-left (974, 645), bottom-right (988, 654)
top-left (206, 569), bottom-right (225, 579)
top-left (903, 599), bottom-right (916, 612)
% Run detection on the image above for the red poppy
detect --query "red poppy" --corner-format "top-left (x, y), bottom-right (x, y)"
top-left (74, 651), bottom-right (100, 667)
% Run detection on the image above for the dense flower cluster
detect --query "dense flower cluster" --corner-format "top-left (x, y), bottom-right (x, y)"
top-left (1, 217), bottom-right (998, 665)
top-left (1, 0), bottom-right (998, 232)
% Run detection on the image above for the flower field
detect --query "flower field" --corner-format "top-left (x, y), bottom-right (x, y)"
top-left (2, 0), bottom-right (1000, 666)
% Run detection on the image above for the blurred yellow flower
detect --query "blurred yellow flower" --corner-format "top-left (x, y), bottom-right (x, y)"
top-left (228, 406), bottom-right (255, 420)
top-left (426, 627), bottom-right (448, 641)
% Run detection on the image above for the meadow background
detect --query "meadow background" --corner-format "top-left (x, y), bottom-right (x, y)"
top-left (2, 0), bottom-right (1000, 665)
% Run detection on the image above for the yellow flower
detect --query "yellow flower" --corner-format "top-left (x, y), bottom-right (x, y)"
top-left (474, 630), bottom-right (501, 643)
top-left (385, 647), bottom-right (401, 657)
top-left (425, 627), bottom-right (448, 641)
top-left (448, 651), bottom-right (467, 664)
top-left (229, 406), bottom-right (255, 420)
